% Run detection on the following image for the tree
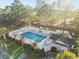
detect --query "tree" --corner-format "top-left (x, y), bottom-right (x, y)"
top-left (36, 0), bottom-right (45, 9)
top-left (75, 35), bottom-right (79, 56)
top-left (10, 0), bottom-right (28, 27)
top-left (0, 8), bottom-right (4, 15)
top-left (56, 51), bottom-right (77, 59)
top-left (0, 27), bottom-right (8, 50)
top-left (0, 0), bottom-right (29, 28)
top-left (37, 4), bottom-right (51, 17)
top-left (36, 0), bottom-right (56, 25)
top-left (0, 27), bottom-right (8, 39)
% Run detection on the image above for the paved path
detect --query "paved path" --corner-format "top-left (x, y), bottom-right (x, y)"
top-left (0, 48), bottom-right (10, 59)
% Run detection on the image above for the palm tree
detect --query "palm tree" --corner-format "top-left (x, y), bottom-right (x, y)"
top-left (0, 27), bottom-right (8, 50)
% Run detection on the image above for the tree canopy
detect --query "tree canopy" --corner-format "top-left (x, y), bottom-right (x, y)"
top-left (0, 0), bottom-right (29, 27)
top-left (0, 0), bottom-right (79, 29)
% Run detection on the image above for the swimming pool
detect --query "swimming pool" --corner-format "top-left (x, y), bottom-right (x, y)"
top-left (21, 32), bottom-right (46, 42)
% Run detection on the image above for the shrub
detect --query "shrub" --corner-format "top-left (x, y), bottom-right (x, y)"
top-left (56, 51), bottom-right (77, 59)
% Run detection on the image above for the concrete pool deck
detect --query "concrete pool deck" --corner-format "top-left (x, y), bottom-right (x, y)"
top-left (9, 26), bottom-right (69, 52)
top-left (8, 26), bottom-right (52, 49)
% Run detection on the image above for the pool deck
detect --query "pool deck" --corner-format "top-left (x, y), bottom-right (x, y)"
top-left (9, 26), bottom-right (69, 52)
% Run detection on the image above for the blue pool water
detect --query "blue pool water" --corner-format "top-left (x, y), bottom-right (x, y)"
top-left (21, 32), bottom-right (46, 42)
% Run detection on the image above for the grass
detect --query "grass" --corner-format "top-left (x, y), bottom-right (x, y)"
top-left (10, 47), bottom-right (22, 59)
